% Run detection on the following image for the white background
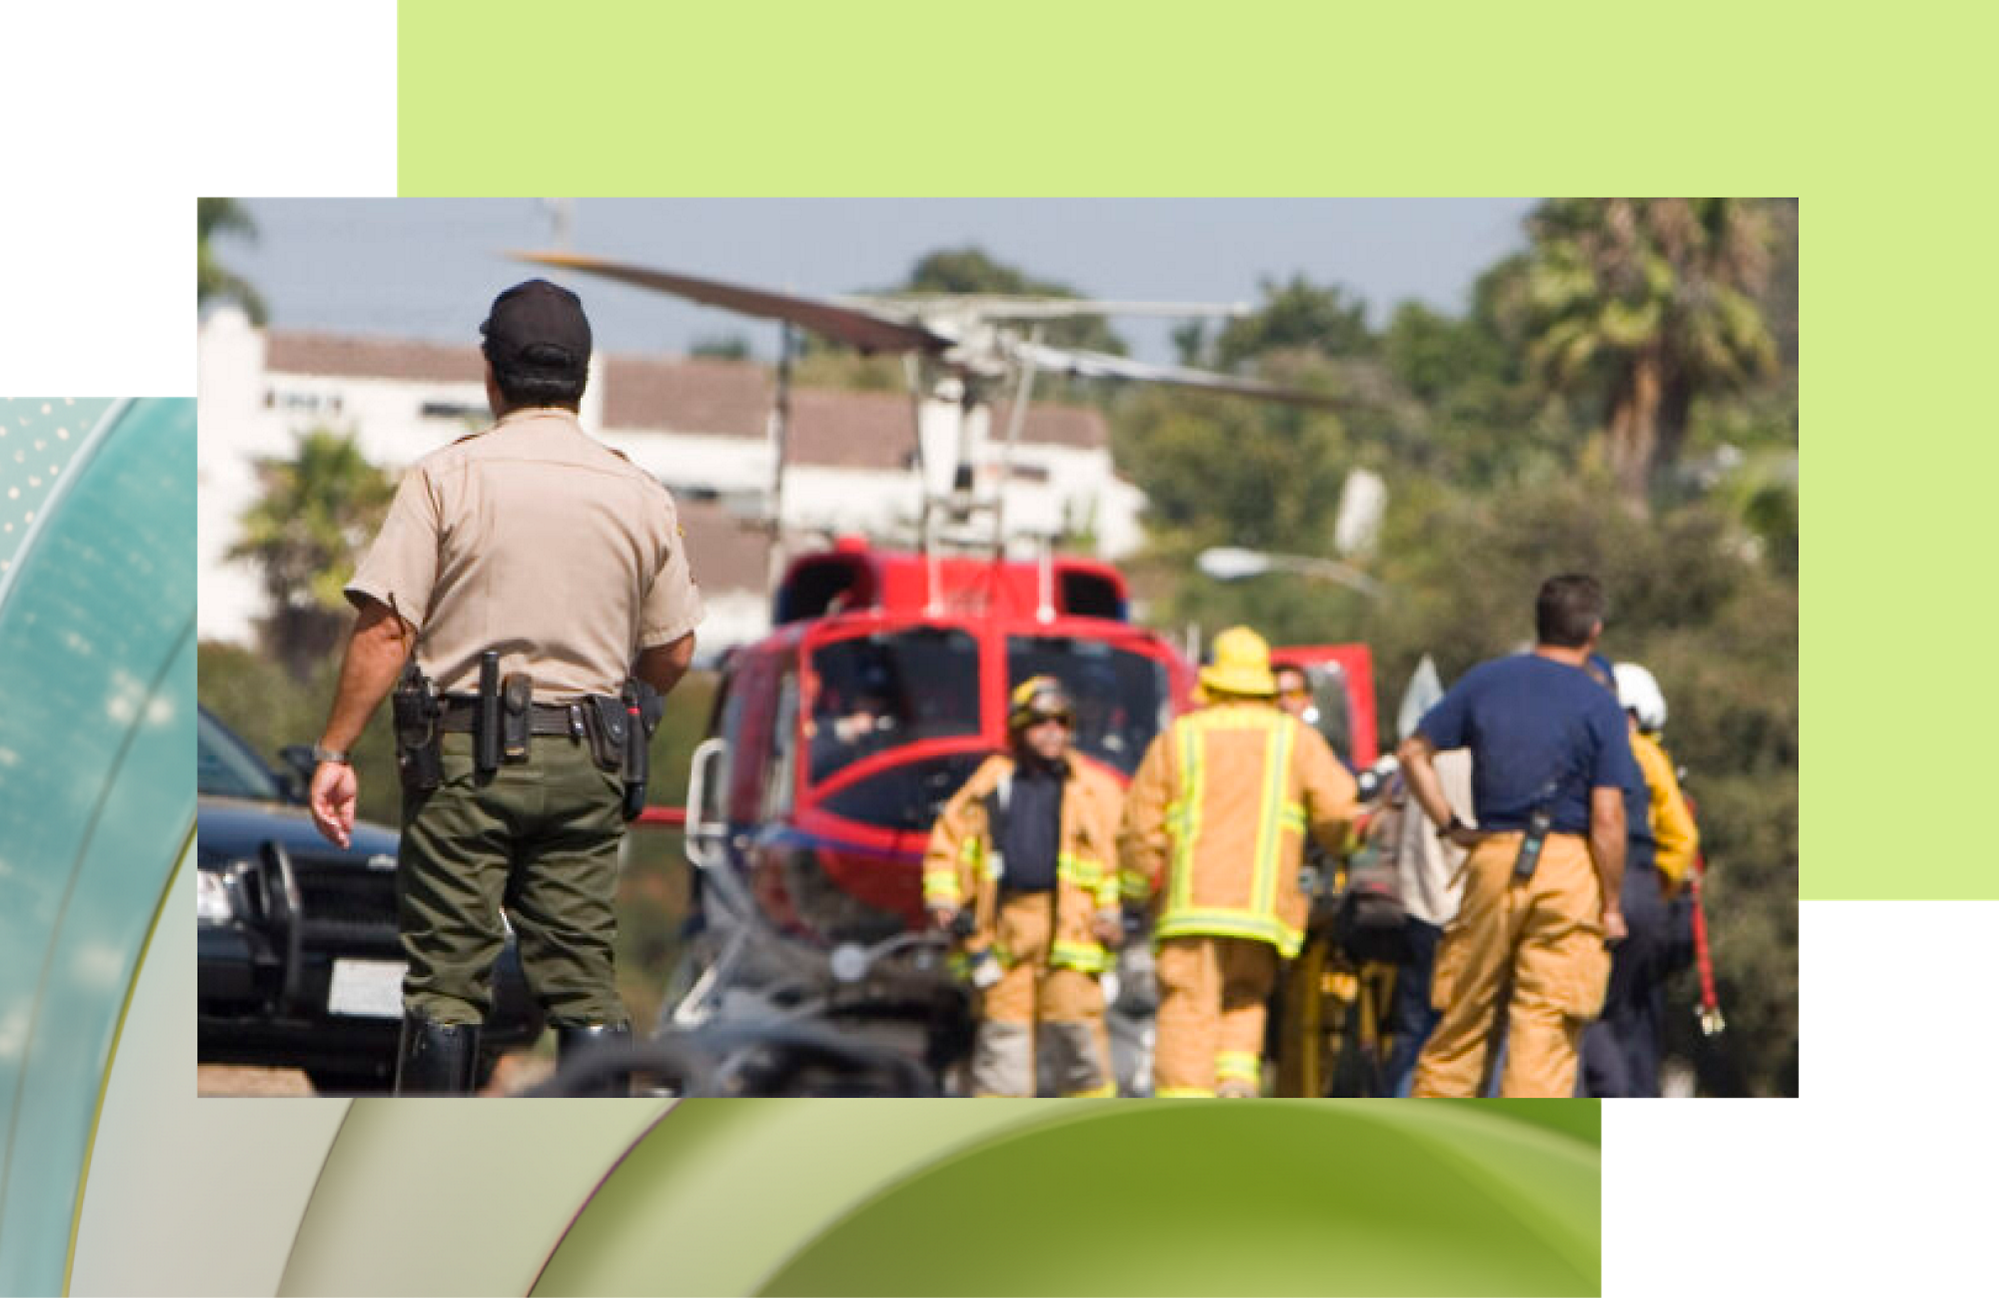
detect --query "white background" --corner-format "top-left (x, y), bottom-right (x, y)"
top-left (2, 5), bottom-right (1864, 1295)
top-left (0, 2), bottom-right (395, 395)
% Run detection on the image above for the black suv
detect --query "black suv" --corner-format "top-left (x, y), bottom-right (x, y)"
top-left (196, 706), bottom-right (544, 1092)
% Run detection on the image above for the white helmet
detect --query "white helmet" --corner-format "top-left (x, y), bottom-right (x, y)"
top-left (1613, 661), bottom-right (1667, 733)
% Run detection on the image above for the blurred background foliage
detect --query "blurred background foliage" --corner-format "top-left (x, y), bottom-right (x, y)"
top-left (1117, 198), bottom-right (1797, 1095)
top-left (199, 198), bottom-right (1796, 1093)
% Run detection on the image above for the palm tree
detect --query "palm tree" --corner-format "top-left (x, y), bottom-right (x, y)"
top-left (227, 428), bottom-right (395, 681)
top-left (198, 197), bottom-right (268, 324)
top-left (1523, 198), bottom-right (1778, 501)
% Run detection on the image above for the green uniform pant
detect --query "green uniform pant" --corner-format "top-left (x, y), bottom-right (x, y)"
top-left (398, 730), bottom-right (628, 1028)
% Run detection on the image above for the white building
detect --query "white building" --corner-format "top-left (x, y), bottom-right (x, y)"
top-left (197, 309), bottom-right (1144, 656)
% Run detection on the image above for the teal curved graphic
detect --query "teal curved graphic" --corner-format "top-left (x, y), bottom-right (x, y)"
top-left (0, 398), bottom-right (197, 1294)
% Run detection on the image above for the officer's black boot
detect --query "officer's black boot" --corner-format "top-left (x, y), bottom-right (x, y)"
top-left (557, 1022), bottom-right (634, 1097)
top-left (394, 1013), bottom-right (482, 1095)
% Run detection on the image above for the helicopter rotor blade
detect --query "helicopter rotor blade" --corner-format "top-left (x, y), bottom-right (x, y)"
top-left (511, 250), bottom-right (953, 357)
top-left (1014, 340), bottom-right (1352, 409)
top-left (841, 295), bottom-right (1252, 323)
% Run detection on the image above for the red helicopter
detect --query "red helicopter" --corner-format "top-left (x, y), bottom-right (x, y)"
top-left (665, 540), bottom-right (1379, 1089)
top-left (519, 248), bottom-right (1381, 1088)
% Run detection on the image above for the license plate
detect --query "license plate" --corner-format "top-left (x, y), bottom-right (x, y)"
top-left (327, 958), bottom-right (406, 1019)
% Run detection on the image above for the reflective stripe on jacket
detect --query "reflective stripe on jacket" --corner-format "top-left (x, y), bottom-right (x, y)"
top-left (923, 754), bottom-right (1126, 974)
top-left (1119, 701), bottom-right (1358, 958)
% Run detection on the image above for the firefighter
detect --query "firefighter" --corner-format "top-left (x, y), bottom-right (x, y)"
top-left (1399, 574), bottom-right (1637, 1098)
top-left (923, 677), bottom-right (1126, 1097)
top-left (1612, 662), bottom-right (1699, 897)
top-left (1579, 660), bottom-right (1700, 1096)
top-left (1120, 627), bottom-right (1360, 1098)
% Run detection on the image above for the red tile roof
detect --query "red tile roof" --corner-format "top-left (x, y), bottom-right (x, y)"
top-left (675, 497), bottom-right (771, 594)
top-left (788, 388), bottom-right (917, 470)
top-left (991, 399), bottom-right (1107, 451)
top-left (266, 332), bottom-right (483, 383)
top-left (602, 354), bottom-right (773, 437)
top-left (262, 333), bottom-right (1107, 462)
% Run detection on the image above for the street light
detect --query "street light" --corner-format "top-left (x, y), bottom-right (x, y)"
top-left (1195, 545), bottom-right (1384, 598)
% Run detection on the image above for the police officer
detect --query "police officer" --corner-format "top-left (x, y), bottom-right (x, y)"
top-left (923, 677), bottom-right (1125, 1097)
top-left (1398, 574), bottom-right (1637, 1098)
top-left (307, 279), bottom-right (703, 1095)
top-left (1120, 627), bottom-right (1359, 1098)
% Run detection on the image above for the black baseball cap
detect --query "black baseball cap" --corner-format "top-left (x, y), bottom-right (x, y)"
top-left (480, 278), bottom-right (591, 375)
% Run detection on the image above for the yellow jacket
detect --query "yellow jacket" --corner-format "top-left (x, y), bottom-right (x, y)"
top-left (923, 754), bottom-right (1126, 974)
top-left (1118, 701), bottom-right (1359, 958)
top-left (1629, 727), bottom-right (1699, 894)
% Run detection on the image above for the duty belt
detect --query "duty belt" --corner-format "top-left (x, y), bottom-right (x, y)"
top-left (437, 697), bottom-right (586, 738)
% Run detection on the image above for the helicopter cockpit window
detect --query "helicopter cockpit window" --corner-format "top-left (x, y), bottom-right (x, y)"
top-left (764, 669), bottom-right (800, 821)
top-left (808, 628), bottom-right (981, 784)
top-left (1299, 662), bottom-right (1355, 767)
top-left (1005, 637), bottom-right (1171, 777)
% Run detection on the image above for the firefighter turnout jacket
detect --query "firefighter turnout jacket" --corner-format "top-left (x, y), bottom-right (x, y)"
top-left (1118, 701), bottom-right (1360, 956)
top-left (1628, 727), bottom-right (1699, 895)
top-left (924, 754), bottom-right (1126, 974)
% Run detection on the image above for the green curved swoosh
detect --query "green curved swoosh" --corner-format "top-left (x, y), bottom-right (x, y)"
top-left (532, 1100), bottom-right (1597, 1297)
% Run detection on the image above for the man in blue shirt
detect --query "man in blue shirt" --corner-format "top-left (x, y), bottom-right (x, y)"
top-left (1396, 574), bottom-right (1638, 1098)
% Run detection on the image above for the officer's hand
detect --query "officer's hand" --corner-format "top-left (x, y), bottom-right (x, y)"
top-left (1601, 906), bottom-right (1628, 945)
top-left (1091, 911), bottom-right (1123, 949)
top-left (928, 905), bottom-right (959, 932)
top-left (310, 762), bottom-right (358, 849)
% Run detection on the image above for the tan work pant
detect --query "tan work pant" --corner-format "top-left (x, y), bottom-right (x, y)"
top-left (1153, 935), bottom-right (1278, 1097)
top-left (1412, 832), bottom-right (1611, 1098)
top-left (972, 892), bottom-right (1114, 1097)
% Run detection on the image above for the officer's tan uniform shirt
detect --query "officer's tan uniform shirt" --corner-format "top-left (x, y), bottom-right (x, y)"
top-left (346, 408), bottom-right (703, 699)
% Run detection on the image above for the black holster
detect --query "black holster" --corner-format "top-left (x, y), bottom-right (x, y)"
top-left (391, 662), bottom-right (442, 795)
top-left (583, 695), bottom-right (628, 771)
top-left (1513, 803), bottom-right (1554, 882)
top-left (619, 679), bottom-right (664, 821)
top-left (474, 650), bottom-right (502, 775)
top-left (501, 673), bottom-right (533, 761)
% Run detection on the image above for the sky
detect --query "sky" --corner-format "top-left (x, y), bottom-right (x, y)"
top-left (225, 199), bottom-right (1538, 366)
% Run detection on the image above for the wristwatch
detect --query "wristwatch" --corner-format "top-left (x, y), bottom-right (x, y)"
top-left (311, 744), bottom-right (352, 766)
top-left (1439, 813), bottom-right (1465, 837)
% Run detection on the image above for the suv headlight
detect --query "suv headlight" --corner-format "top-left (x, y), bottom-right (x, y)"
top-left (196, 869), bottom-right (236, 924)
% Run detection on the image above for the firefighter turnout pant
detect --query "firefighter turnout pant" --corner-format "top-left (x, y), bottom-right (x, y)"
top-left (1411, 833), bottom-right (1611, 1099)
top-left (971, 891), bottom-right (1116, 1098)
top-left (1153, 935), bottom-right (1278, 1097)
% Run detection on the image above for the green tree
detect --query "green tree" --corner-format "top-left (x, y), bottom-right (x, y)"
top-left (893, 246), bottom-right (1129, 356)
top-left (1520, 198), bottom-right (1779, 502)
top-left (227, 428), bottom-right (396, 682)
top-left (689, 334), bottom-right (752, 361)
top-left (198, 197), bottom-right (268, 324)
top-left (1209, 274), bottom-right (1376, 370)
top-left (1112, 348), bottom-right (1382, 645)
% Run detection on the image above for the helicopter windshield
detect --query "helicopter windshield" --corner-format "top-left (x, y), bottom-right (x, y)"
top-left (808, 627), bottom-right (982, 784)
top-left (1006, 636), bottom-right (1171, 776)
top-left (1300, 661), bottom-right (1356, 767)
